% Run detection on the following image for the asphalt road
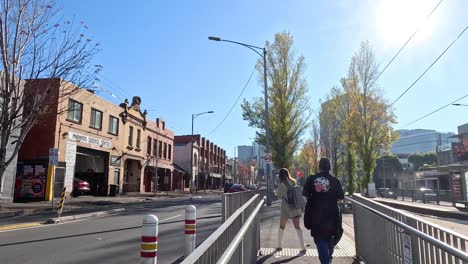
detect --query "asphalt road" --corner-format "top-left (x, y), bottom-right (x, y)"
top-left (0, 197), bottom-right (222, 264)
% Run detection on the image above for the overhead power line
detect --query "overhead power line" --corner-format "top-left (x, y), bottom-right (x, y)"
top-left (207, 64), bottom-right (257, 136)
top-left (402, 93), bottom-right (468, 128)
top-left (376, 0), bottom-right (444, 81)
top-left (391, 23), bottom-right (468, 106)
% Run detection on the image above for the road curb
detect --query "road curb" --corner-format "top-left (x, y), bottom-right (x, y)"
top-left (45, 208), bottom-right (126, 224)
top-left (375, 200), bottom-right (468, 221)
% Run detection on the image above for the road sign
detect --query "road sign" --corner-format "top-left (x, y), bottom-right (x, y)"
top-left (402, 233), bottom-right (413, 264)
top-left (49, 148), bottom-right (59, 166)
top-left (263, 153), bottom-right (272, 164)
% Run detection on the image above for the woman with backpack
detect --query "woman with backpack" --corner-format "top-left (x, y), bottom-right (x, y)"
top-left (276, 168), bottom-right (306, 253)
top-left (303, 158), bottom-right (344, 264)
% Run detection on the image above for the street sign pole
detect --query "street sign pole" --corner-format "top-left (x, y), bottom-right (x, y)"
top-left (46, 148), bottom-right (59, 205)
top-left (263, 153), bottom-right (272, 205)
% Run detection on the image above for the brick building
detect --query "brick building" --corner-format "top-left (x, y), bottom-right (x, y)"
top-left (174, 135), bottom-right (226, 190)
top-left (16, 79), bottom-right (174, 200)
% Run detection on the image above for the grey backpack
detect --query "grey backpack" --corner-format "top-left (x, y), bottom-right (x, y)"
top-left (285, 181), bottom-right (306, 209)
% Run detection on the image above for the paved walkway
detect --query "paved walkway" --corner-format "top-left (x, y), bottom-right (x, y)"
top-left (258, 201), bottom-right (358, 263)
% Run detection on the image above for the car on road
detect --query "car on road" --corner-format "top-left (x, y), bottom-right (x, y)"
top-left (414, 188), bottom-right (437, 202)
top-left (377, 188), bottom-right (397, 199)
top-left (73, 178), bottom-right (91, 197)
top-left (229, 184), bottom-right (246, 193)
top-left (223, 183), bottom-right (234, 193)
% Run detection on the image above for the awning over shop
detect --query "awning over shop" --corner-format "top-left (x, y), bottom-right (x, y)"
top-left (173, 163), bottom-right (187, 174)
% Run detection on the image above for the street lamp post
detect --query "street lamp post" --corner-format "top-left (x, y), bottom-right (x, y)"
top-left (208, 36), bottom-right (273, 206)
top-left (190, 111), bottom-right (214, 193)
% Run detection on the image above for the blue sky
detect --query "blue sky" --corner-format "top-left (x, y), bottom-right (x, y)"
top-left (60, 0), bottom-right (468, 157)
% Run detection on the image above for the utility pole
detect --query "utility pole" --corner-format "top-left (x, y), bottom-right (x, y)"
top-left (234, 146), bottom-right (237, 183)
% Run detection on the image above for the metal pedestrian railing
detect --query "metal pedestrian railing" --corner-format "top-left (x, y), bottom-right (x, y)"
top-left (349, 194), bottom-right (468, 264)
top-left (181, 194), bottom-right (265, 264)
top-left (221, 188), bottom-right (267, 221)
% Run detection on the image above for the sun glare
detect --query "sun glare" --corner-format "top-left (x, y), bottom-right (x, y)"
top-left (376, 0), bottom-right (440, 47)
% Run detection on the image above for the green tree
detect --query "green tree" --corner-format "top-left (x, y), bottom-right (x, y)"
top-left (346, 41), bottom-right (397, 189)
top-left (408, 152), bottom-right (437, 171)
top-left (242, 32), bottom-right (310, 168)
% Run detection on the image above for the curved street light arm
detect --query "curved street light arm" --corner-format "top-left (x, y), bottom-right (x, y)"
top-left (193, 111), bottom-right (214, 120)
top-left (220, 40), bottom-right (264, 58)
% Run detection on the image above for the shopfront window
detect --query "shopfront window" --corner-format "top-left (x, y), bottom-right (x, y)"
top-left (108, 115), bottom-right (119, 135)
top-left (67, 99), bottom-right (83, 123)
top-left (90, 108), bottom-right (103, 130)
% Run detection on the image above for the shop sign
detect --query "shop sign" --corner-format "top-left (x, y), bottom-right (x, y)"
top-left (68, 131), bottom-right (112, 148)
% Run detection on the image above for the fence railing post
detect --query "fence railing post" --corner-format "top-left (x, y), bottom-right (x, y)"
top-left (141, 214), bottom-right (158, 264)
top-left (185, 205), bottom-right (197, 256)
top-left (222, 194), bottom-right (226, 222)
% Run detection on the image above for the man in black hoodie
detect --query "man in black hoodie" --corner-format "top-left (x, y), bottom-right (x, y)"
top-left (303, 157), bottom-right (344, 264)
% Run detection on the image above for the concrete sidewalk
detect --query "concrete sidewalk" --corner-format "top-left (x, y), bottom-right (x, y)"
top-left (258, 201), bottom-right (357, 264)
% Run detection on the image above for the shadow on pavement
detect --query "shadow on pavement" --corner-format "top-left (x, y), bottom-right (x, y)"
top-left (257, 252), bottom-right (302, 264)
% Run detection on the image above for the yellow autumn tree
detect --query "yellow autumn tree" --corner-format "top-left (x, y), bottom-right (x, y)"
top-left (346, 41), bottom-right (396, 190)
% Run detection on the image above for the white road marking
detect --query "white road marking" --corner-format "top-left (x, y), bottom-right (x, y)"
top-left (159, 215), bottom-right (182, 222)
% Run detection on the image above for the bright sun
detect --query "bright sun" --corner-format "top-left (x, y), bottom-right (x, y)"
top-left (376, 0), bottom-right (441, 47)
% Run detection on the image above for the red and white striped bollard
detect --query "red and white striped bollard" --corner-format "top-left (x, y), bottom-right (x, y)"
top-left (141, 214), bottom-right (158, 264)
top-left (185, 205), bottom-right (196, 256)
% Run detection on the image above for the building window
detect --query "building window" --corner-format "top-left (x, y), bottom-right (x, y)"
top-left (108, 115), bottom-right (119, 135)
top-left (168, 144), bottom-right (172, 160)
top-left (147, 137), bottom-right (152, 155)
top-left (67, 99), bottom-right (83, 123)
top-left (90, 108), bottom-right (103, 130)
top-left (136, 129), bottom-right (141, 149)
top-left (163, 143), bottom-right (167, 159)
top-left (158, 140), bottom-right (162, 158)
top-left (128, 126), bottom-right (134, 146)
top-left (153, 140), bottom-right (157, 156)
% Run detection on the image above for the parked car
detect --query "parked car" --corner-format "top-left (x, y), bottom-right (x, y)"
top-left (73, 178), bottom-right (90, 196)
top-left (229, 184), bottom-right (246, 193)
top-left (223, 183), bottom-right (234, 193)
top-left (377, 188), bottom-right (397, 199)
top-left (414, 188), bottom-right (437, 202)
top-left (248, 184), bottom-right (258, 190)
